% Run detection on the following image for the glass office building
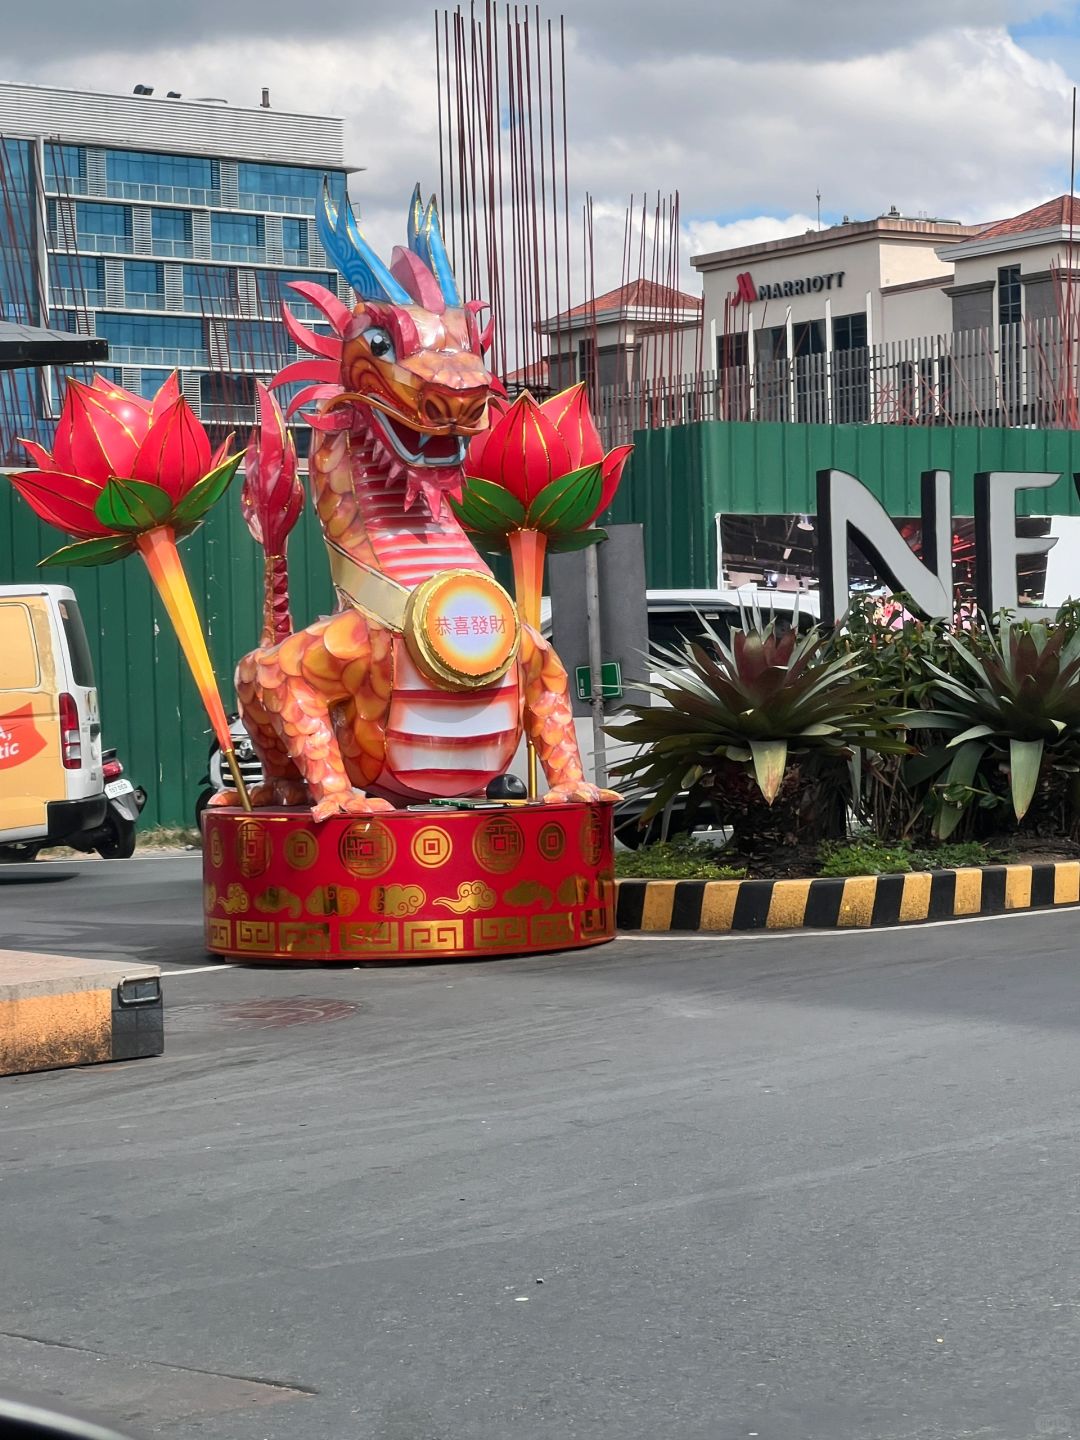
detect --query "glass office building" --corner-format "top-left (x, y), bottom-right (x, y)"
top-left (0, 83), bottom-right (352, 461)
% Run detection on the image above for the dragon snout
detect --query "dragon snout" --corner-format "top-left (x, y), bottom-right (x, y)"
top-left (419, 388), bottom-right (488, 432)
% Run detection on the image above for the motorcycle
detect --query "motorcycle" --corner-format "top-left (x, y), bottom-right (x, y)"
top-left (74, 747), bottom-right (147, 860)
top-left (194, 714), bottom-right (264, 829)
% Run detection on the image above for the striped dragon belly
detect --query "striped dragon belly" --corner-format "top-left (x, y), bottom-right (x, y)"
top-left (376, 641), bottom-right (522, 800)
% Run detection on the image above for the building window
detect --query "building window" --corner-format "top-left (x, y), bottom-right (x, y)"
top-left (50, 255), bottom-right (105, 308)
top-left (281, 218), bottom-right (309, 261)
top-left (218, 318), bottom-right (291, 368)
top-left (106, 150), bottom-right (218, 203)
top-left (150, 208), bottom-right (193, 258)
top-left (133, 368), bottom-right (175, 400)
top-left (716, 333), bottom-right (748, 370)
top-left (237, 164), bottom-right (344, 214)
top-left (182, 265), bottom-right (238, 312)
top-left (73, 201), bottom-right (133, 253)
top-left (43, 143), bottom-right (86, 191)
top-left (998, 265), bottom-right (1022, 327)
top-left (211, 212), bottom-right (265, 262)
top-left (95, 312), bottom-right (206, 366)
top-left (124, 260), bottom-right (165, 309)
top-left (832, 313), bottom-right (868, 351)
top-left (199, 372), bottom-right (258, 415)
top-left (255, 268), bottom-right (335, 317)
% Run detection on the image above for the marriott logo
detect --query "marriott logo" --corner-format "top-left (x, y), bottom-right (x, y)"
top-left (731, 269), bottom-right (845, 305)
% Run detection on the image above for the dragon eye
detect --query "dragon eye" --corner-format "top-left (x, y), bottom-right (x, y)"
top-left (366, 327), bottom-right (395, 361)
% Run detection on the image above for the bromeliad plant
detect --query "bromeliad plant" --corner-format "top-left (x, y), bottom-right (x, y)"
top-left (608, 613), bottom-right (909, 851)
top-left (910, 614), bottom-right (1080, 837)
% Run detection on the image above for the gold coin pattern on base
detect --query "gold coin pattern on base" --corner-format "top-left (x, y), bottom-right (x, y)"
top-left (410, 825), bottom-right (453, 868)
top-left (472, 814), bottom-right (525, 874)
top-left (338, 819), bottom-right (397, 878)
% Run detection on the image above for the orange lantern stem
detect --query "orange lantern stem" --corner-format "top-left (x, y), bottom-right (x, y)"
top-left (508, 527), bottom-right (547, 798)
top-left (135, 526), bottom-right (251, 811)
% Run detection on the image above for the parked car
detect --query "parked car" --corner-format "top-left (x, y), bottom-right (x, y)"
top-left (194, 588), bottom-right (820, 845)
top-left (194, 716), bottom-right (263, 829)
top-left (0, 583), bottom-right (106, 862)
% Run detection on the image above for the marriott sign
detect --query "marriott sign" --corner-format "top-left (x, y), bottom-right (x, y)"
top-left (732, 270), bottom-right (846, 304)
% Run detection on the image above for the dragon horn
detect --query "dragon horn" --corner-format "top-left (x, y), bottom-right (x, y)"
top-left (318, 179), bottom-right (411, 305)
top-left (407, 182), bottom-right (425, 253)
top-left (423, 194), bottom-right (460, 306)
top-left (407, 187), bottom-right (461, 308)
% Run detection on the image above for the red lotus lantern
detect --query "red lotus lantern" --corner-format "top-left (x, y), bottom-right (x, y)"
top-left (8, 372), bottom-right (249, 803)
top-left (450, 383), bottom-right (631, 629)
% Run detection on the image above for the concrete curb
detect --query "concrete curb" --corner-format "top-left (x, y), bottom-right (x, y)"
top-left (614, 860), bottom-right (1080, 933)
top-left (1, 950), bottom-right (164, 1077)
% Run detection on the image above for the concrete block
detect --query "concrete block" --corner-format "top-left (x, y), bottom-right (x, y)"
top-left (0, 950), bottom-right (163, 1077)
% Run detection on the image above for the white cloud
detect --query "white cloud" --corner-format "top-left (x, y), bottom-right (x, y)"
top-left (684, 215), bottom-right (820, 259)
top-left (11, 8), bottom-right (1080, 355)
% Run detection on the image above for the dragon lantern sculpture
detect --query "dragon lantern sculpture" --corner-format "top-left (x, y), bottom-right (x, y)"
top-left (219, 187), bottom-right (619, 821)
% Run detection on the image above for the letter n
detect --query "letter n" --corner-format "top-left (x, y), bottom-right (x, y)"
top-left (816, 468), bottom-right (953, 626)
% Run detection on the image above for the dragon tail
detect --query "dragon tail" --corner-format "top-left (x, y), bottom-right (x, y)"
top-left (241, 382), bottom-right (305, 649)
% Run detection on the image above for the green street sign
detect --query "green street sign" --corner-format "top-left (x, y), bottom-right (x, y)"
top-left (575, 661), bottom-right (623, 701)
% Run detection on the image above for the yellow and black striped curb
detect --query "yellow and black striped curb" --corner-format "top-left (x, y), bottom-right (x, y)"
top-left (614, 860), bottom-right (1080, 933)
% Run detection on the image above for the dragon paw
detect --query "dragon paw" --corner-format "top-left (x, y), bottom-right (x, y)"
top-left (310, 791), bottom-right (395, 823)
top-left (542, 781), bottom-right (622, 805)
top-left (207, 789), bottom-right (240, 808)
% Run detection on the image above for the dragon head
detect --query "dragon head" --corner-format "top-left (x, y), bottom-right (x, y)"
top-left (273, 185), bottom-right (498, 515)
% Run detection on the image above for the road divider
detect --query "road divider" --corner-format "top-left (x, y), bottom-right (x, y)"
top-left (615, 860), bottom-right (1080, 933)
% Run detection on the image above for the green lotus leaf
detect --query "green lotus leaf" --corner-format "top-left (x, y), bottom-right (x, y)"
top-left (525, 463), bottom-right (602, 533)
top-left (94, 477), bottom-right (174, 532)
top-left (39, 534), bottom-right (138, 568)
top-left (171, 453), bottom-right (244, 526)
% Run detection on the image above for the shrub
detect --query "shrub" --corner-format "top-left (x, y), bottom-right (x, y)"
top-left (608, 611), bottom-right (908, 855)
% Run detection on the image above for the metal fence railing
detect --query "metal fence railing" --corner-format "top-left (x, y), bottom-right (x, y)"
top-left (592, 318), bottom-right (1080, 446)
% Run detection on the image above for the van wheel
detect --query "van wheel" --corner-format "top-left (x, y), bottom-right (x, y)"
top-left (0, 844), bottom-right (40, 863)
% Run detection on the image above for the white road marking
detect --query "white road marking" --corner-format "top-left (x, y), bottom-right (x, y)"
top-left (160, 963), bottom-right (237, 976)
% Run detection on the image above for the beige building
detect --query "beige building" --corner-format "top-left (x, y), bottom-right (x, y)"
top-left (689, 196), bottom-right (1080, 427)
top-left (692, 210), bottom-right (977, 367)
top-left (533, 278), bottom-right (702, 392)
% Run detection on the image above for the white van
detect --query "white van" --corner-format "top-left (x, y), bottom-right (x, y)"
top-left (0, 584), bottom-right (105, 860)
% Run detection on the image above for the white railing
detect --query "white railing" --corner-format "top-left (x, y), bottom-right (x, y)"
top-left (106, 181), bottom-right (217, 206)
top-left (236, 192), bottom-right (313, 215)
top-left (591, 317), bottom-right (1080, 445)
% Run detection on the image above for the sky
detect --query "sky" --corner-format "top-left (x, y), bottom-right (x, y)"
top-left (7, 0), bottom-right (1080, 299)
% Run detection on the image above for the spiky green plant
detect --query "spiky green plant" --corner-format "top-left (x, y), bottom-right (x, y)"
top-left (909, 616), bottom-right (1080, 837)
top-left (607, 614), bottom-right (908, 848)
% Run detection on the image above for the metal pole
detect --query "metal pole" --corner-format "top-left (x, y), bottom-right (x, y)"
top-left (585, 541), bottom-right (607, 788)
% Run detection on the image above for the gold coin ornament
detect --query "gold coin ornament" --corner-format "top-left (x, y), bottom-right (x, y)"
top-left (410, 825), bottom-right (453, 868)
top-left (235, 820), bottom-right (271, 878)
top-left (338, 819), bottom-right (397, 878)
top-left (537, 820), bottom-right (566, 862)
top-left (472, 814), bottom-right (525, 874)
top-left (403, 570), bottom-right (519, 690)
top-left (284, 829), bottom-right (319, 870)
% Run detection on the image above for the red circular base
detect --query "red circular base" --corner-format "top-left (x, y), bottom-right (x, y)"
top-left (202, 802), bottom-right (616, 963)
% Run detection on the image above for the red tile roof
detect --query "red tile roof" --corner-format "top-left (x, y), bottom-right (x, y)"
top-left (974, 194), bottom-right (1080, 240)
top-left (504, 359), bottom-right (548, 386)
top-left (546, 278), bottom-right (701, 324)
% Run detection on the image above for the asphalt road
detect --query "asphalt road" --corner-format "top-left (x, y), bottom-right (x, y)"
top-left (2, 856), bottom-right (1080, 1440)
